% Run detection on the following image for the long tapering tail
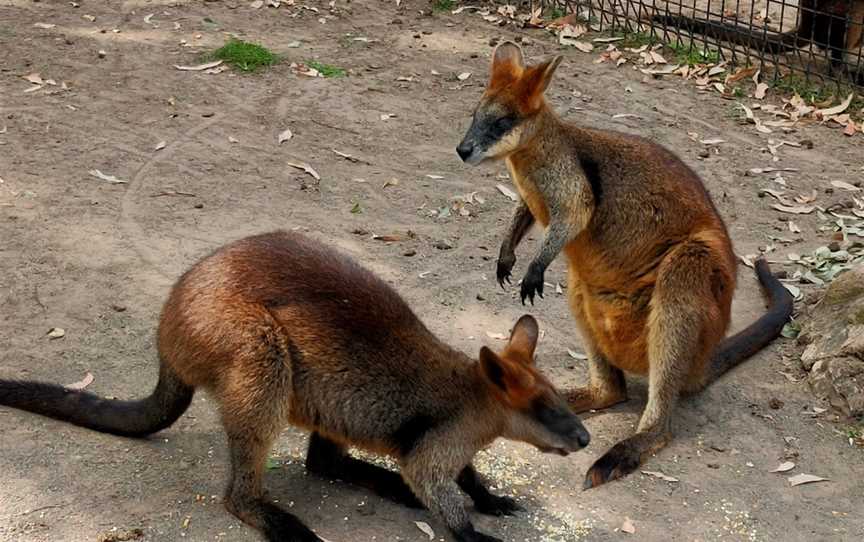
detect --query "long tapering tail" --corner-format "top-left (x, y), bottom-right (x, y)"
top-left (0, 364), bottom-right (193, 438)
top-left (709, 259), bottom-right (794, 381)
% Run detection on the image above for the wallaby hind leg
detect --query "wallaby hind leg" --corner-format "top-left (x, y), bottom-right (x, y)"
top-left (565, 288), bottom-right (628, 413)
top-left (305, 432), bottom-right (423, 509)
top-left (223, 422), bottom-right (320, 542)
top-left (565, 353), bottom-right (627, 413)
top-left (456, 464), bottom-right (521, 517)
top-left (583, 257), bottom-right (721, 489)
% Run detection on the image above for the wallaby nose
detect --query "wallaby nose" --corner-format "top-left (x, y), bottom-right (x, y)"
top-left (576, 428), bottom-right (591, 448)
top-left (456, 142), bottom-right (474, 162)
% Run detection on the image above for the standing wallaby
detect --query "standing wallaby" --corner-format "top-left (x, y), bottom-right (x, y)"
top-left (0, 231), bottom-right (589, 542)
top-left (456, 43), bottom-right (793, 489)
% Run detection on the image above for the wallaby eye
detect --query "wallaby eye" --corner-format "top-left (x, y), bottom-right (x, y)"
top-left (494, 116), bottom-right (515, 133)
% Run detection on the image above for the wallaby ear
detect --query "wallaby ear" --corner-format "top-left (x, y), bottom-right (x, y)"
top-left (505, 314), bottom-right (539, 364)
top-left (523, 55), bottom-right (563, 99)
top-left (479, 346), bottom-right (536, 399)
top-left (489, 41), bottom-right (525, 88)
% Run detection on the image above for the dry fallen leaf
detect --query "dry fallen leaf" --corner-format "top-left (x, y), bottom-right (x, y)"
top-left (788, 220), bottom-right (801, 233)
top-left (34, 22), bottom-right (56, 29)
top-left (89, 169), bottom-right (128, 184)
top-left (380, 113), bottom-right (396, 121)
top-left (788, 473), bottom-right (829, 486)
top-left (567, 349), bottom-right (588, 360)
top-left (24, 73), bottom-right (44, 85)
top-left (154, 141), bottom-right (167, 151)
top-left (414, 521), bottom-right (435, 540)
top-left (772, 204), bottom-right (814, 214)
top-left (641, 470), bottom-right (679, 482)
top-left (66, 372), bottom-right (94, 390)
top-left (278, 128), bottom-right (293, 144)
top-left (486, 331), bottom-right (509, 341)
top-left (174, 60), bottom-right (223, 71)
top-left (771, 461), bottom-right (796, 473)
top-left (816, 93), bottom-right (853, 117)
top-left (457, 72), bottom-right (471, 81)
top-left (47, 328), bottom-right (66, 339)
top-left (831, 180), bottom-right (859, 192)
top-left (285, 161), bottom-right (320, 181)
top-left (496, 184), bottom-right (518, 201)
top-left (620, 517), bottom-right (636, 534)
top-left (425, 174), bottom-right (444, 180)
top-left (754, 83), bottom-right (769, 100)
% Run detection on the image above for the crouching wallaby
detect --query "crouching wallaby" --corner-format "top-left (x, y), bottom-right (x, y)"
top-left (0, 231), bottom-right (589, 542)
top-left (456, 43), bottom-right (793, 489)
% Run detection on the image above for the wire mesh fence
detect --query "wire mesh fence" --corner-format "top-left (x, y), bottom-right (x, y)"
top-left (539, 0), bottom-right (864, 88)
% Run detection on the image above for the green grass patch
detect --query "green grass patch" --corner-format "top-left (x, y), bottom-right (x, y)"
top-left (432, 0), bottom-right (454, 13)
top-left (213, 39), bottom-right (278, 72)
top-left (307, 60), bottom-right (346, 78)
top-left (666, 42), bottom-right (720, 66)
top-left (772, 74), bottom-right (835, 103)
top-left (618, 31), bottom-right (660, 49)
top-left (545, 6), bottom-right (566, 19)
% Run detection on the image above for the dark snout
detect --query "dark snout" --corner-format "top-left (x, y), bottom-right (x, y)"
top-left (573, 421), bottom-right (591, 449)
top-left (456, 140), bottom-right (475, 162)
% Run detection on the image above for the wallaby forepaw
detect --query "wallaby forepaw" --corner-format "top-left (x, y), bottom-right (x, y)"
top-left (582, 443), bottom-right (641, 490)
top-left (475, 494), bottom-right (522, 517)
top-left (496, 257), bottom-right (515, 288)
top-left (520, 264), bottom-right (545, 305)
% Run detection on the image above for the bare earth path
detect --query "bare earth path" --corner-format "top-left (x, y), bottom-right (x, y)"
top-left (1, 1), bottom-right (862, 541)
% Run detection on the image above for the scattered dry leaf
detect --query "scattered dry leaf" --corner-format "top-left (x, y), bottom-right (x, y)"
top-left (496, 184), bottom-right (518, 201)
top-left (620, 517), bottom-right (636, 534)
top-left (286, 161), bottom-right (320, 181)
top-left (831, 180), bottom-right (859, 192)
top-left (486, 331), bottom-right (508, 341)
top-left (414, 521), bottom-right (435, 540)
top-left (89, 169), bottom-right (127, 184)
top-left (278, 128), bottom-right (293, 144)
top-left (771, 461), bottom-right (796, 473)
top-left (457, 72), bottom-right (471, 81)
top-left (567, 349), bottom-right (588, 360)
top-left (174, 60), bottom-right (223, 71)
top-left (47, 327), bottom-right (66, 339)
top-left (788, 473), bottom-right (829, 486)
top-left (154, 141), bottom-right (167, 151)
top-left (772, 204), bottom-right (814, 214)
top-left (642, 470), bottom-right (679, 482)
top-left (34, 22), bottom-right (56, 29)
top-left (66, 372), bottom-right (94, 390)
top-left (816, 93), bottom-right (853, 117)
top-left (754, 83), bottom-right (769, 100)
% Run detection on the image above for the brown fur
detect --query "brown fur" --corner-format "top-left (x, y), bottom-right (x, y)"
top-left (457, 43), bottom-right (793, 489)
top-left (0, 231), bottom-right (590, 542)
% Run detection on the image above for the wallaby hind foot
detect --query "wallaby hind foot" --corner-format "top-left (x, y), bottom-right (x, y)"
top-left (583, 430), bottom-right (672, 489)
top-left (305, 432), bottom-right (423, 509)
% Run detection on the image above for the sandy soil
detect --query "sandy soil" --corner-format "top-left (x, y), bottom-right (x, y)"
top-left (1, 1), bottom-right (862, 541)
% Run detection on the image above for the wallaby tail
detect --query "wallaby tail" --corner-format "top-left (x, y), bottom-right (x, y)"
top-left (709, 259), bottom-right (794, 382)
top-left (0, 363), bottom-right (194, 438)
top-left (652, 14), bottom-right (801, 54)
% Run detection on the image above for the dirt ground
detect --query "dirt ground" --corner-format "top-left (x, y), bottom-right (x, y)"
top-left (1, 1), bottom-right (863, 541)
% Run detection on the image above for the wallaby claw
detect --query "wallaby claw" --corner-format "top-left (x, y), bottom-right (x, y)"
top-left (496, 257), bottom-right (515, 288)
top-left (475, 495), bottom-right (523, 517)
top-left (520, 265), bottom-right (545, 305)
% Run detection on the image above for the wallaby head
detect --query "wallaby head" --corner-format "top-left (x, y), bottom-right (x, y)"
top-left (456, 41), bottom-right (563, 165)
top-left (479, 315), bottom-right (590, 455)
